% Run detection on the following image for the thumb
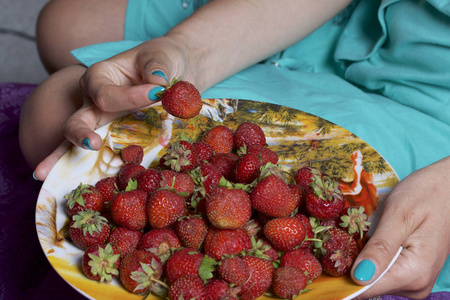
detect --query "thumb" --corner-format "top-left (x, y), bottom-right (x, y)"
top-left (351, 202), bottom-right (405, 286)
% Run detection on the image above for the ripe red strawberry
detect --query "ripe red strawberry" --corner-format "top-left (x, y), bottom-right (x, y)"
top-left (305, 175), bottom-right (346, 220)
top-left (294, 166), bottom-right (322, 189)
top-left (69, 209), bottom-right (110, 250)
top-left (137, 228), bottom-right (182, 263)
top-left (339, 206), bottom-right (371, 241)
top-left (160, 80), bottom-right (203, 119)
top-left (121, 144), bottom-right (144, 165)
top-left (246, 144), bottom-right (278, 165)
top-left (263, 216), bottom-right (306, 252)
top-left (206, 187), bottom-right (252, 229)
top-left (204, 228), bottom-right (252, 261)
top-left (205, 279), bottom-right (240, 300)
top-left (280, 248), bottom-right (322, 282)
top-left (95, 176), bottom-right (118, 206)
top-left (119, 250), bottom-right (163, 294)
top-left (146, 189), bottom-right (185, 229)
top-left (233, 122), bottom-right (266, 150)
top-left (289, 183), bottom-right (305, 210)
top-left (160, 169), bottom-right (195, 198)
top-left (163, 140), bottom-right (198, 173)
top-left (209, 152), bottom-right (239, 181)
top-left (65, 183), bottom-right (104, 217)
top-left (202, 125), bottom-right (234, 154)
top-left (294, 213), bottom-right (315, 250)
top-left (106, 227), bottom-right (142, 258)
top-left (250, 174), bottom-right (297, 217)
top-left (272, 266), bottom-right (307, 299)
top-left (238, 255), bottom-right (274, 300)
top-left (135, 168), bottom-right (162, 194)
top-left (110, 189), bottom-right (148, 230)
top-left (82, 243), bottom-right (120, 283)
top-left (218, 256), bottom-right (250, 286)
top-left (233, 153), bottom-right (262, 184)
top-left (193, 141), bottom-right (215, 164)
top-left (168, 275), bottom-right (206, 300)
top-left (190, 162), bottom-right (223, 196)
top-left (117, 163), bottom-right (146, 191)
top-left (164, 247), bottom-right (204, 285)
top-left (175, 216), bottom-right (208, 249)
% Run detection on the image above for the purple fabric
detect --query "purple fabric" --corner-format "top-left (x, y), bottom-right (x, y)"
top-left (0, 82), bottom-right (448, 300)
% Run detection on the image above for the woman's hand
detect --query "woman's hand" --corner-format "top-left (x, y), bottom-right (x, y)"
top-left (353, 156), bottom-right (450, 299)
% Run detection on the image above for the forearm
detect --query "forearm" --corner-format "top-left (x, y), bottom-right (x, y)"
top-left (166, 0), bottom-right (353, 92)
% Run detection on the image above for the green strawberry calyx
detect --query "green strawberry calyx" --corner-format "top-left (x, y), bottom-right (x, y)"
top-left (311, 175), bottom-right (343, 202)
top-left (65, 183), bottom-right (94, 209)
top-left (71, 209), bottom-right (108, 236)
top-left (340, 206), bottom-right (371, 240)
top-left (131, 259), bottom-right (166, 293)
top-left (87, 243), bottom-right (120, 283)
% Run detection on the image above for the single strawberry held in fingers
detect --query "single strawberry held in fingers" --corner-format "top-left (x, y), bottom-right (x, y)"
top-left (159, 79), bottom-right (203, 119)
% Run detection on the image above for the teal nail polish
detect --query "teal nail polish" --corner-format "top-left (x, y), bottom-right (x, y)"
top-left (33, 171), bottom-right (38, 181)
top-left (82, 138), bottom-right (94, 150)
top-left (354, 260), bottom-right (376, 281)
top-left (148, 86), bottom-right (165, 101)
top-left (151, 70), bottom-right (168, 81)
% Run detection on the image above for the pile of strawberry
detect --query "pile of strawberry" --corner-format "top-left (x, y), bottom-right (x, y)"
top-left (64, 121), bottom-right (371, 300)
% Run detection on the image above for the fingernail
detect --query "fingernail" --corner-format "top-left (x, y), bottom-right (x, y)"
top-left (151, 70), bottom-right (168, 81)
top-left (148, 86), bottom-right (165, 101)
top-left (33, 171), bottom-right (39, 181)
top-left (82, 138), bottom-right (94, 150)
top-left (354, 260), bottom-right (376, 281)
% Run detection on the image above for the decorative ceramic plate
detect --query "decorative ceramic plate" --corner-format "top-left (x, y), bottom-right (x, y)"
top-left (36, 99), bottom-right (400, 300)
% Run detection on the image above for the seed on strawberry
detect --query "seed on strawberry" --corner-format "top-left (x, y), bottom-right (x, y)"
top-left (65, 183), bottom-right (104, 217)
top-left (121, 144), bottom-right (144, 165)
top-left (272, 266), bottom-right (308, 299)
top-left (233, 122), bottom-right (266, 150)
top-left (202, 125), bottom-right (234, 154)
top-left (263, 216), bottom-right (306, 252)
top-left (168, 275), bottom-right (206, 300)
top-left (119, 250), bottom-right (164, 294)
top-left (305, 175), bottom-right (346, 220)
top-left (146, 189), bottom-right (185, 229)
top-left (106, 226), bottom-right (142, 258)
top-left (69, 209), bottom-right (110, 250)
top-left (82, 243), bottom-right (120, 283)
top-left (137, 228), bottom-right (182, 263)
top-left (160, 80), bottom-right (203, 119)
top-left (175, 215), bottom-right (208, 249)
top-left (206, 187), bottom-right (252, 229)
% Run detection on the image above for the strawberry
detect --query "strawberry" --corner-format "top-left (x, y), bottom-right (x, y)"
top-left (204, 228), bottom-right (252, 261)
top-left (164, 247), bottom-right (204, 285)
top-left (294, 213), bottom-right (315, 251)
top-left (206, 187), bottom-right (252, 229)
top-left (160, 169), bottom-right (195, 198)
top-left (305, 175), bottom-right (346, 220)
top-left (135, 168), bottom-right (162, 194)
top-left (263, 216), bottom-right (306, 252)
top-left (168, 275), bottom-right (206, 300)
top-left (137, 228), bottom-right (182, 263)
top-left (110, 188), bottom-right (148, 230)
top-left (193, 141), bottom-right (215, 164)
top-left (95, 176), bottom-right (118, 206)
top-left (241, 219), bottom-right (263, 238)
top-left (82, 243), bottom-right (120, 283)
top-left (218, 255), bottom-right (250, 286)
top-left (106, 227), bottom-right (142, 258)
top-left (233, 122), bottom-right (266, 150)
top-left (65, 183), bottom-right (104, 217)
top-left (250, 174), bottom-right (297, 217)
top-left (233, 153), bottom-right (262, 184)
top-left (175, 215), bottom-right (208, 249)
top-left (209, 152), bottom-right (239, 181)
top-left (146, 189), bottom-right (185, 229)
top-left (202, 125), bottom-right (234, 154)
top-left (119, 250), bottom-right (164, 294)
top-left (238, 255), bottom-right (274, 300)
top-left (246, 144), bottom-right (278, 165)
top-left (160, 80), bottom-right (203, 119)
top-left (190, 162), bottom-right (223, 197)
top-left (121, 144), bottom-right (144, 165)
top-left (272, 266), bottom-right (307, 299)
top-left (339, 206), bottom-right (371, 241)
top-left (205, 279), bottom-right (240, 300)
top-left (289, 183), bottom-right (305, 211)
top-left (280, 248), bottom-right (322, 282)
top-left (163, 140), bottom-right (198, 173)
top-left (294, 166), bottom-right (322, 189)
top-left (69, 209), bottom-right (110, 250)
top-left (117, 163), bottom-right (146, 191)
